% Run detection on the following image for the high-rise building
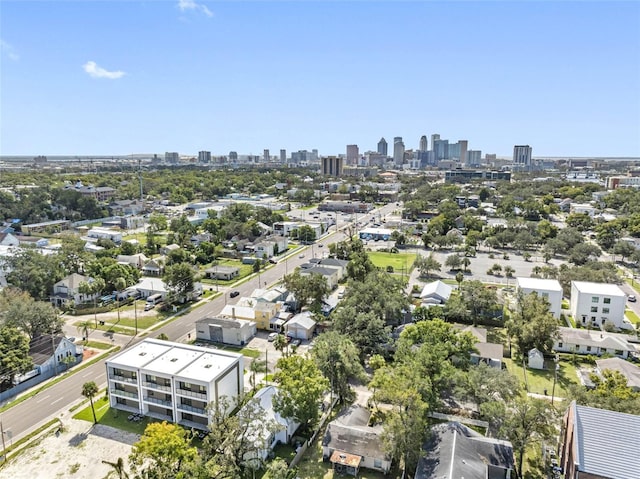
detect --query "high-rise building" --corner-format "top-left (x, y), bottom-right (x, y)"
top-left (419, 135), bottom-right (428, 152)
top-left (198, 151), bottom-right (211, 163)
top-left (433, 139), bottom-right (449, 162)
top-left (467, 150), bottom-right (482, 165)
top-left (322, 156), bottom-right (344, 177)
top-left (431, 134), bottom-right (441, 149)
top-left (346, 144), bottom-right (359, 165)
top-left (513, 145), bottom-right (533, 168)
top-left (263, 149), bottom-right (270, 162)
top-left (165, 152), bottom-right (179, 163)
top-left (229, 151), bottom-right (238, 161)
top-left (280, 149), bottom-right (286, 163)
top-left (393, 137), bottom-right (405, 166)
top-left (458, 140), bottom-right (468, 165)
top-left (377, 137), bottom-right (388, 156)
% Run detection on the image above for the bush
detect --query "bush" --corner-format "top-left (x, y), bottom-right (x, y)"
top-left (488, 253), bottom-right (495, 259)
top-left (503, 253), bottom-right (510, 260)
top-left (386, 265), bottom-right (394, 273)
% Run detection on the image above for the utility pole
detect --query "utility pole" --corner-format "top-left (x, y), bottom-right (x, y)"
top-left (1, 420), bottom-right (6, 463)
top-left (134, 299), bottom-right (138, 335)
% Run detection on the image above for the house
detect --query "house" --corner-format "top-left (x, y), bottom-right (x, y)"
top-left (190, 233), bottom-right (213, 247)
top-left (415, 422), bottom-right (514, 479)
top-left (553, 327), bottom-right (637, 359)
top-left (235, 297), bottom-right (281, 330)
top-left (569, 203), bottom-right (598, 217)
top-left (250, 287), bottom-right (288, 304)
top-left (560, 401), bottom-right (640, 479)
top-left (117, 253), bottom-right (149, 270)
top-left (316, 258), bottom-right (349, 281)
top-left (160, 243), bottom-right (181, 256)
top-left (87, 227), bottom-right (122, 244)
top-left (205, 265), bottom-right (240, 281)
top-left (106, 339), bottom-right (244, 430)
top-left (570, 281), bottom-right (629, 330)
top-left (300, 266), bottom-right (339, 289)
top-left (595, 357), bottom-right (640, 391)
top-left (28, 334), bottom-right (81, 377)
top-left (195, 317), bottom-right (256, 346)
top-left (134, 278), bottom-right (168, 299)
top-left (419, 280), bottom-right (453, 306)
top-left (240, 386), bottom-right (300, 461)
top-left (0, 233), bottom-right (20, 247)
top-left (17, 235), bottom-right (49, 248)
top-left (322, 405), bottom-right (391, 476)
top-left (460, 326), bottom-right (504, 369)
top-left (285, 312), bottom-right (316, 340)
top-left (142, 258), bottom-right (165, 276)
top-left (50, 273), bottom-right (98, 308)
top-left (515, 277), bottom-right (563, 319)
top-left (254, 241), bottom-right (275, 259)
top-left (528, 348), bottom-right (545, 370)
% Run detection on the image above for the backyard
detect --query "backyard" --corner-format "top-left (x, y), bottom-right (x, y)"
top-left (503, 357), bottom-right (581, 398)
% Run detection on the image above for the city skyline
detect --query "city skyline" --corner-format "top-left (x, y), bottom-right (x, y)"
top-left (1, 1), bottom-right (639, 157)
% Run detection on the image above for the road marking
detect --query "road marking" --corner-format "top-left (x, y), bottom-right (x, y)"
top-left (51, 397), bottom-right (64, 405)
top-left (82, 372), bottom-right (93, 378)
top-left (35, 395), bottom-right (50, 403)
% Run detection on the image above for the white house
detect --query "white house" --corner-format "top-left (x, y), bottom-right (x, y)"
top-left (300, 266), bottom-right (339, 289)
top-left (554, 327), bottom-right (637, 359)
top-left (527, 348), bottom-right (545, 370)
top-left (195, 317), bottom-right (256, 346)
top-left (516, 277), bottom-right (563, 319)
top-left (240, 386), bottom-right (300, 461)
top-left (117, 253), bottom-right (149, 270)
top-left (420, 280), bottom-right (453, 305)
top-left (106, 339), bottom-right (244, 430)
top-left (285, 312), bottom-right (316, 340)
top-left (569, 203), bottom-right (598, 217)
top-left (254, 241), bottom-right (275, 259)
top-left (0, 233), bottom-right (20, 247)
top-left (50, 273), bottom-right (99, 308)
top-left (135, 278), bottom-right (168, 299)
top-left (570, 281), bottom-right (629, 330)
top-left (87, 227), bottom-right (122, 244)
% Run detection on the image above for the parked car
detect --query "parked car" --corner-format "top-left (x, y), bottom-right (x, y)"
top-left (298, 254), bottom-right (305, 258)
top-left (267, 332), bottom-right (278, 342)
top-left (291, 339), bottom-right (302, 347)
top-left (629, 295), bottom-right (637, 302)
top-left (144, 303), bottom-right (155, 311)
top-left (230, 290), bottom-right (240, 298)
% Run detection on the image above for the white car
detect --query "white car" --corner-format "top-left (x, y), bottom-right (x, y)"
top-left (267, 332), bottom-right (278, 342)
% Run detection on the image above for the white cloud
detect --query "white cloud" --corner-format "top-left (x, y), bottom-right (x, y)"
top-left (177, 0), bottom-right (213, 17)
top-left (83, 61), bottom-right (126, 79)
top-left (1, 39), bottom-right (19, 61)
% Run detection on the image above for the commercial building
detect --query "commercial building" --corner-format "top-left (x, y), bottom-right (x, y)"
top-left (393, 137), bottom-right (405, 167)
top-left (346, 145), bottom-right (359, 165)
top-left (444, 169), bottom-right (511, 183)
top-left (165, 152), bottom-right (180, 164)
top-left (263, 149), bottom-right (270, 162)
top-left (513, 145), bottom-right (533, 169)
top-left (280, 149), bottom-right (286, 163)
top-left (322, 156), bottom-right (344, 177)
top-left (377, 137), bottom-right (388, 156)
top-left (198, 151), bottom-right (211, 163)
top-left (419, 135), bottom-right (428, 152)
top-left (106, 339), bottom-right (244, 430)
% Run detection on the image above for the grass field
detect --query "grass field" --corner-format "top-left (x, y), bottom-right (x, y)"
top-left (626, 309), bottom-right (640, 327)
top-left (84, 341), bottom-right (113, 350)
top-left (368, 251), bottom-right (416, 272)
top-left (74, 396), bottom-right (156, 435)
top-left (503, 357), bottom-right (581, 398)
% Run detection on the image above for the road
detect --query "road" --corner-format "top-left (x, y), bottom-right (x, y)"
top-left (0, 202), bottom-right (397, 446)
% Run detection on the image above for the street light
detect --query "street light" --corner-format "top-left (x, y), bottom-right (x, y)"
top-left (551, 354), bottom-right (560, 405)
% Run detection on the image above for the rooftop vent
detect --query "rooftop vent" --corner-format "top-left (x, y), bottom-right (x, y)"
top-left (204, 364), bottom-right (212, 369)
top-left (139, 352), bottom-right (147, 356)
top-left (170, 358), bottom-right (178, 362)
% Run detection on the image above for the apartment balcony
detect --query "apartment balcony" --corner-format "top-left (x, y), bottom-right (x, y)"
top-left (177, 403), bottom-right (207, 416)
top-left (142, 381), bottom-right (171, 392)
top-left (145, 410), bottom-right (173, 422)
top-left (179, 418), bottom-right (209, 431)
top-left (175, 388), bottom-right (207, 401)
top-left (143, 396), bottom-right (172, 407)
top-left (109, 374), bottom-right (137, 385)
top-left (110, 388), bottom-right (138, 399)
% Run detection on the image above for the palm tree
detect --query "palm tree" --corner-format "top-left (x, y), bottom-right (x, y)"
top-left (462, 257), bottom-right (471, 273)
top-left (273, 334), bottom-right (287, 358)
top-left (101, 457), bottom-right (129, 479)
top-left (77, 320), bottom-right (94, 344)
top-left (249, 358), bottom-right (267, 391)
top-left (455, 272), bottom-right (464, 290)
top-left (114, 277), bottom-right (127, 325)
top-left (82, 381), bottom-right (99, 424)
top-left (79, 278), bottom-right (106, 328)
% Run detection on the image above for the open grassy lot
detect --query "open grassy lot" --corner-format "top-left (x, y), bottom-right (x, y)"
top-left (368, 251), bottom-right (416, 272)
top-left (503, 357), bottom-right (581, 398)
top-left (73, 396), bottom-right (156, 435)
top-left (74, 321), bottom-right (134, 336)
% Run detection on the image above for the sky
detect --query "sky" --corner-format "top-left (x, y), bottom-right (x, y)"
top-left (1, 1), bottom-right (639, 158)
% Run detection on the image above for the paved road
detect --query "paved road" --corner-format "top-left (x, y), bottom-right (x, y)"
top-left (0, 202), bottom-right (397, 446)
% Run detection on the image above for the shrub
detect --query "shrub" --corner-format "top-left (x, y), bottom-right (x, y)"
top-left (386, 266), bottom-right (394, 273)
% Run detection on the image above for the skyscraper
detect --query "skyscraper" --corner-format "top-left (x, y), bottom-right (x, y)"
top-left (419, 135), bottom-right (428, 152)
top-left (280, 149), bottom-right (286, 163)
top-left (393, 137), bottom-right (405, 167)
top-left (198, 151), bottom-right (211, 163)
top-left (346, 144), bottom-right (359, 165)
top-left (513, 145), bottom-right (533, 168)
top-left (431, 134), bottom-right (441, 148)
top-left (263, 149), bottom-right (270, 162)
top-left (322, 156), bottom-right (343, 177)
top-left (165, 152), bottom-right (179, 163)
top-left (458, 140), bottom-right (468, 165)
top-left (433, 139), bottom-right (449, 162)
top-left (377, 137), bottom-right (388, 156)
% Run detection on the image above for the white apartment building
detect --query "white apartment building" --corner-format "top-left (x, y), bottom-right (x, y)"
top-left (570, 281), bottom-right (628, 330)
top-left (106, 339), bottom-right (244, 430)
top-left (515, 277), bottom-right (563, 319)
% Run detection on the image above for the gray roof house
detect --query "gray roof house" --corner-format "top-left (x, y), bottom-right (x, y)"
top-left (205, 265), bottom-right (240, 281)
top-left (560, 401), bottom-right (640, 479)
top-left (554, 327), bottom-right (638, 359)
top-left (420, 280), bottom-right (453, 305)
top-left (460, 326), bottom-right (504, 369)
top-left (415, 422), bottom-right (514, 479)
top-left (322, 405), bottom-right (391, 476)
top-left (595, 357), bottom-right (640, 391)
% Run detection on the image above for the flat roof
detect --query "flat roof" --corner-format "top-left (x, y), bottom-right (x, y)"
top-left (178, 350), bottom-right (241, 383)
top-left (143, 345), bottom-right (204, 376)
top-left (516, 277), bottom-right (562, 292)
top-left (572, 281), bottom-right (625, 296)
top-left (108, 340), bottom-right (172, 369)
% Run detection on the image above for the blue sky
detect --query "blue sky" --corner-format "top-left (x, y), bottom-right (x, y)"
top-left (1, 1), bottom-right (639, 157)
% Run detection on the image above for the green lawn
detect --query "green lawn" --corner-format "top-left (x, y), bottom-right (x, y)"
top-left (368, 252), bottom-right (416, 272)
top-left (74, 321), bottom-right (135, 336)
top-left (73, 396), bottom-right (154, 435)
top-left (84, 340), bottom-right (113, 350)
top-left (626, 309), bottom-right (640, 327)
top-left (202, 343), bottom-right (261, 358)
top-left (503, 358), bottom-right (580, 398)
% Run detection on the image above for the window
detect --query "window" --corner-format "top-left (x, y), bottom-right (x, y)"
top-left (591, 316), bottom-right (596, 322)
top-left (374, 459), bottom-right (383, 469)
top-left (603, 298), bottom-right (611, 304)
top-left (586, 346), bottom-right (592, 352)
top-left (542, 292), bottom-right (549, 299)
top-left (590, 306), bottom-right (598, 313)
top-left (558, 342), bottom-right (563, 348)
top-left (116, 397), bottom-right (126, 405)
top-left (182, 398), bottom-right (192, 406)
top-left (603, 308), bottom-right (610, 314)
top-left (591, 296), bottom-right (599, 303)
top-left (615, 350), bottom-right (623, 356)
top-left (146, 375), bottom-right (157, 383)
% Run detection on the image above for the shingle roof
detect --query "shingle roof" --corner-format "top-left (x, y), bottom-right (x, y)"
top-left (322, 406), bottom-right (388, 461)
top-left (558, 327), bottom-right (637, 352)
top-left (595, 358), bottom-right (640, 390)
top-left (571, 402), bottom-right (640, 479)
top-left (29, 334), bottom-right (66, 365)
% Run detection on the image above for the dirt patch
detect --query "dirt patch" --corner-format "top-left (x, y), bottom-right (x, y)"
top-left (0, 417), bottom-right (138, 479)
top-left (82, 349), bottom-right (98, 361)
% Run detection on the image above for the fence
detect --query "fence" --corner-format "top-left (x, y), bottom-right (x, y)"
top-left (289, 395), bottom-right (339, 469)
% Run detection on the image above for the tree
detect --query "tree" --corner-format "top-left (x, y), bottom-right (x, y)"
top-left (346, 250), bottom-right (376, 282)
top-left (414, 253), bottom-right (441, 278)
top-left (101, 458), bottom-right (129, 479)
top-left (0, 326), bottom-right (32, 391)
top-left (283, 270), bottom-right (329, 313)
top-left (249, 357), bottom-right (267, 391)
top-left (458, 280), bottom-right (501, 324)
top-left (445, 254), bottom-right (462, 271)
top-left (5, 248), bottom-right (64, 300)
top-left (311, 331), bottom-right (366, 402)
top-left (296, 225), bottom-right (316, 244)
top-left (504, 265), bottom-right (515, 278)
top-left (82, 381), bottom-right (100, 424)
top-left (78, 278), bottom-right (106, 327)
top-left (129, 421), bottom-right (197, 478)
top-left (456, 363), bottom-right (521, 408)
top-left (77, 320), bottom-right (94, 344)
top-left (273, 333), bottom-right (288, 357)
top-left (273, 355), bottom-right (329, 430)
top-left (0, 288), bottom-right (63, 339)
top-left (507, 292), bottom-right (560, 357)
top-left (568, 243), bottom-right (601, 265)
top-left (163, 262), bottom-right (196, 303)
top-left (455, 272), bottom-right (464, 289)
top-left (265, 458), bottom-right (295, 479)
top-left (613, 240), bottom-right (636, 263)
